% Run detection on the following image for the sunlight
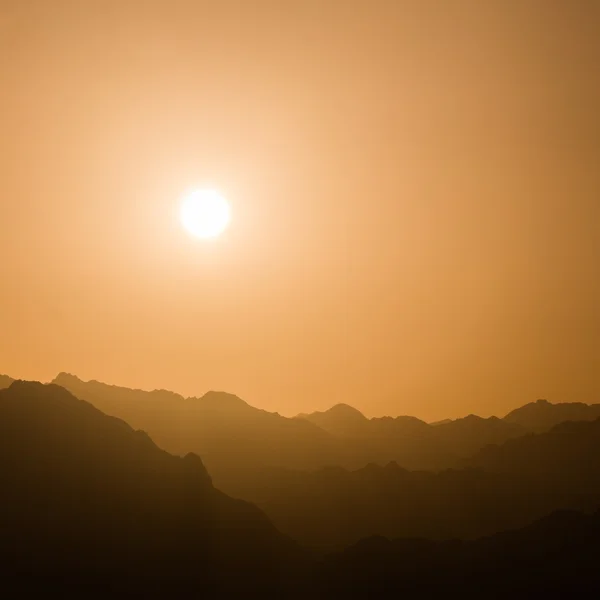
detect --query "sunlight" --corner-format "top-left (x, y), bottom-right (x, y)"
top-left (180, 189), bottom-right (231, 239)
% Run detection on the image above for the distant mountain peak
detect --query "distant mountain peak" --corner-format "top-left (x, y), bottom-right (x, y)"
top-left (463, 414), bottom-right (483, 421)
top-left (295, 403), bottom-right (368, 437)
top-left (504, 398), bottom-right (600, 433)
top-left (326, 403), bottom-right (367, 419)
top-left (0, 374), bottom-right (14, 390)
top-left (53, 373), bottom-right (186, 404)
top-left (54, 372), bottom-right (83, 384)
top-left (199, 390), bottom-right (249, 409)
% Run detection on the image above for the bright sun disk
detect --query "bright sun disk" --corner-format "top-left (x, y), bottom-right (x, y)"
top-left (180, 189), bottom-right (231, 239)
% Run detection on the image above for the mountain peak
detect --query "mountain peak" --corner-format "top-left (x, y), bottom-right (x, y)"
top-left (199, 390), bottom-right (250, 410)
top-left (326, 403), bottom-right (367, 420)
top-left (0, 374), bottom-right (14, 390)
top-left (296, 403), bottom-right (367, 437)
top-left (54, 372), bottom-right (83, 384)
top-left (504, 398), bottom-right (600, 432)
top-left (464, 414), bottom-right (483, 421)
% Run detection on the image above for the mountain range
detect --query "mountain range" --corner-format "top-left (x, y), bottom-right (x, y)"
top-left (48, 373), bottom-right (600, 494)
top-left (0, 380), bottom-right (305, 596)
top-left (504, 397), bottom-right (600, 432)
top-left (1, 376), bottom-right (600, 596)
top-left (316, 509), bottom-right (600, 597)
top-left (235, 417), bottom-right (600, 551)
top-left (51, 373), bottom-right (351, 492)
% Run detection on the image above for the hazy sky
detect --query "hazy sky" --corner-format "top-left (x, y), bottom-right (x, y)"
top-left (1, 1), bottom-right (598, 420)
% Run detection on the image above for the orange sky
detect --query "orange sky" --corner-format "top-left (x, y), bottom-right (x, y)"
top-left (1, 1), bottom-right (598, 421)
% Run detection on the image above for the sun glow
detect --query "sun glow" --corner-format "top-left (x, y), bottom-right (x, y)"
top-left (180, 189), bottom-right (231, 239)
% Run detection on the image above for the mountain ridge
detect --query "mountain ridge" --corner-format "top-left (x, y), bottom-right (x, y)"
top-left (3, 371), bottom-right (600, 494)
top-left (49, 372), bottom-right (600, 427)
top-left (0, 374), bottom-right (14, 390)
top-left (223, 417), bottom-right (600, 551)
top-left (504, 398), bottom-right (600, 432)
top-left (0, 380), bottom-right (305, 595)
top-left (49, 373), bottom-right (349, 490)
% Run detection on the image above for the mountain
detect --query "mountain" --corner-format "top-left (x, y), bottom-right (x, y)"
top-left (0, 380), bottom-right (305, 595)
top-left (432, 414), bottom-right (525, 458)
top-left (3, 380), bottom-right (599, 597)
top-left (235, 418), bottom-right (600, 552)
top-left (298, 406), bottom-right (428, 439)
top-left (504, 398), bottom-right (600, 432)
top-left (298, 407), bottom-right (525, 470)
top-left (49, 373), bottom-right (599, 504)
top-left (0, 374), bottom-right (13, 390)
top-left (52, 373), bottom-right (349, 491)
top-left (237, 456), bottom-right (600, 553)
top-left (468, 417), bottom-right (600, 486)
top-left (297, 404), bottom-right (370, 437)
top-left (429, 418), bottom-right (452, 426)
top-left (316, 509), bottom-right (600, 597)
top-left (54, 374), bottom-right (529, 485)
top-left (301, 399), bottom-right (600, 441)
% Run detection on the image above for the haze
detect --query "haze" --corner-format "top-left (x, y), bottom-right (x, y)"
top-left (1, 0), bottom-right (598, 421)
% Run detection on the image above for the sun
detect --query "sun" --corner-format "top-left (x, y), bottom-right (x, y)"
top-left (180, 189), bottom-right (231, 239)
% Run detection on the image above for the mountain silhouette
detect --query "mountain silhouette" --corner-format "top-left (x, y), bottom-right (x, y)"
top-left (504, 398), bottom-right (600, 432)
top-left (53, 374), bottom-right (530, 480)
top-left (0, 380), bottom-right (306, 595)
top-left (47, 373), bottom-right (600, 517)
top-left (52, 373), bottom-right (349, 492)
top-left (2, 376), bottom-right (600, 596)
top-left (316, 509), bottom-right (600, 597)
top-left (432, 414), bottom-right (525, 458)
top-left (297, 403), bottom-right (370, 436)
top-left (298, 406), bottom-right (525, 471)
top-left (0, 373), bottom-right (13, 390)
top-left (429, 418), bottom-right (452, 426)
top-left (236, 463), bottom-right (600, 553)
top-left (468, 417), bottom-right (600, 485)
top-left (234, 419), bottom-right (600, 551)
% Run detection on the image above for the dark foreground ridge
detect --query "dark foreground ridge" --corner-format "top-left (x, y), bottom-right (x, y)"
top-left (0, 381), bottom-right (307, 596)
top-left (316, 509), bottom-right (600, 598)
